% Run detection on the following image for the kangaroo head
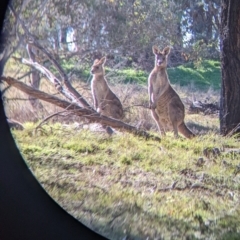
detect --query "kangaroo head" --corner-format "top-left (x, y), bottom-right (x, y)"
top-left (152, 46), bottom-right (171, 68)
top-left (91, 57), bottom-right (106, 75)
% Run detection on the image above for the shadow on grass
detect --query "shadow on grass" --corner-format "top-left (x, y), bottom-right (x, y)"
top-left (62, 195), bottom-right (240, 240)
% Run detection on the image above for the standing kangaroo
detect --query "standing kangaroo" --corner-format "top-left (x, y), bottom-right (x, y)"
top-left (91, 57), bottom-right (124, 120)
top-left (148, 45), bottom-right (195, 138)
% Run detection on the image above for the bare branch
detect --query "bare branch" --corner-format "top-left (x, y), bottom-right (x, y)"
top-left (35, 110), bottom-right (70, 132)
top-left (27, 38), bottom-right (92, 109)
top-left (9, 3), bottom-right (92, 109)
top-left (12, 56), bottom-right (93, 110)
top-left (17, 70), bottom-right (35, 80)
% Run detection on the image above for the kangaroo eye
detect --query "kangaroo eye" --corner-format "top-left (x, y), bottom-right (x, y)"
top-left (95, 66), bottom-right (99, 69)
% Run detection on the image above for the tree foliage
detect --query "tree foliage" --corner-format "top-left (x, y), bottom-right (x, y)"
top-left (2, 0), bottom-right (221, 73)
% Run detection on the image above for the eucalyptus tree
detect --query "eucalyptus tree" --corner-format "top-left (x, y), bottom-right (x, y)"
top-left (2, 0), bottom-right (221, 72)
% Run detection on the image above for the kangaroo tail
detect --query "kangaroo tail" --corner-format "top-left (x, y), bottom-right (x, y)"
top-left (178, 122), bottom-right (195, 139)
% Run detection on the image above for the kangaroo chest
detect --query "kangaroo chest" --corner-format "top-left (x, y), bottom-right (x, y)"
top-left (150, 71), bottom-right (169, 100)
top-left (92, 79), bottom-right (108, 100)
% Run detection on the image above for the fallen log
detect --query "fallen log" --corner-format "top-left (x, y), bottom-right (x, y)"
top-left (8, 7), bottom-right (90, 109)
top-left (12, 56), bottom-right (93, 110)
top-left (1, 76), bottom-right (160, 141)
top-left (27, 39), bottom-right (92, 109)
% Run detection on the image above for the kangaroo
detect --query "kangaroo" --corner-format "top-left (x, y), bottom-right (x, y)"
top-left (148, 45), bottom-right (195, 139)
top-left (90, 57), bottom-right (124, 120)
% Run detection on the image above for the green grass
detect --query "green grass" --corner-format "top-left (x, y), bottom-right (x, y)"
top-left (112, 68), bottom-right (147, 84)
top-left (12, 121), bottom-right (240, 240)
top-left (168, 60), bottom-right (221, 90)
top-left (112, 60), bottom-right (221, 89)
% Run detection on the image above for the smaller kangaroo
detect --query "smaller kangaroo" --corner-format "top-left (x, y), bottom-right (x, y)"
top-left (90, 57), bottom-right (124, 120)
top-left (148, 45), bottom-right (195, 138)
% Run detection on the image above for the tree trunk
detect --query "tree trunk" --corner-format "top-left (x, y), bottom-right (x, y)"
top-left (26, 44), bottom-right (44, 110)
top-left (220, 0), bottom-right (240, 135)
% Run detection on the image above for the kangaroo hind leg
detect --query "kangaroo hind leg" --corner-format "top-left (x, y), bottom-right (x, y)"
top-left (151, 110), bottom-right (166, 136)
top-left (168, 103), bottom-right (181, 138)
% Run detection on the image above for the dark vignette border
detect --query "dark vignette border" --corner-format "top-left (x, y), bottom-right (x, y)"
top-left (0, 1), bottom-right (108, 239)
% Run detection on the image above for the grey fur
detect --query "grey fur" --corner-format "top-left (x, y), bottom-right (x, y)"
top-left (148, 46), bottom-right (195, 138)
top-left (91, 57), bottom-right (124, 120)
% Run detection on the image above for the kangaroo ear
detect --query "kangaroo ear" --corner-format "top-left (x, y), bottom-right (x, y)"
top-left (99, 56), bottom-right (106, 65)
top-left (163, 46), bottom-right (171, 56)
top-left (93, 59), bottom-right (100, 64)
top-left (152, 45), bottom-right (159, 55)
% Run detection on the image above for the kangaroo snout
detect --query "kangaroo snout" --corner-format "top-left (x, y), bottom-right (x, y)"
top-left (90, 68), bottom-right (95, 74)
top-left (157, 59), bottom-right (163, 66)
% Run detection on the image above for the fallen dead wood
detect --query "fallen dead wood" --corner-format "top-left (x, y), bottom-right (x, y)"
top-left (1, 76), bottom-right (160, 141)
top-left (9, 6), bottom-right (90, 109)
top-left (188, 101), bottom-right (220, 115)
top-left (12, 56), bottom-right (93, 110)
top-left (27, 39), bottom-right (92, 109)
